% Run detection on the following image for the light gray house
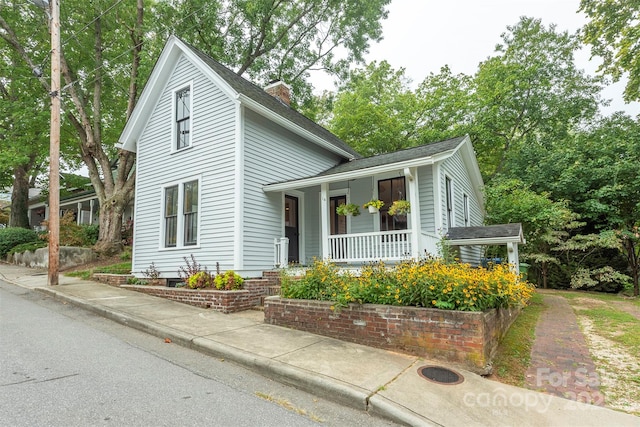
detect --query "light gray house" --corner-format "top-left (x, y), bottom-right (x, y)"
top-left (118, 36), bottom-right (491, 280)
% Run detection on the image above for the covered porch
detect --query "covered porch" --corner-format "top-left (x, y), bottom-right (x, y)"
top-left (267, 165), bottom-right (441, 267)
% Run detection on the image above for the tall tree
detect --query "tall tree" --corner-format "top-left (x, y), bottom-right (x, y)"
top-left (550, 114), bottom-right (640, 295)
top-left (472, 17), bottom-right (602, 178)
top-left (328, 61), bottom-right (420, 155)
top-left (0, 3), bottom-right (52, 228)
top-left (152, 0), bottom-right (391, 105)
top-left (1, 0), bottom-right (391, 252)
top-left (580, 0), bottom-right (640, 101)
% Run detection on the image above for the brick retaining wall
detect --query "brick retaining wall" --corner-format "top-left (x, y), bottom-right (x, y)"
top-left (264, 296), bottom-right (519, 374)
top-left (120, 276), bottom-right (279, 313)
top-left (92, 273), bottom-right (132, 286)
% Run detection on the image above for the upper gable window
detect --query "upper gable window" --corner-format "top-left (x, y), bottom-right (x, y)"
top-left (175, 86), bottom-right (191, 150)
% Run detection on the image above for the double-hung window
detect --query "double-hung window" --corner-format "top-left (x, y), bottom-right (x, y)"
top-left (163, 179), bottom-right (199, 248)
top-left (378, 177), bottom-right (407, 231)
top-left (175, 86), bottom-right (191, 150)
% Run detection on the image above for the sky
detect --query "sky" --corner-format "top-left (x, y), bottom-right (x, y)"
top-left (312, 0), bottom-right (640, 117)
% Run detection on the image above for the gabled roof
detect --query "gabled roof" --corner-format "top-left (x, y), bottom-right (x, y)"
top-left (263, 135), bottom-right (484, 208)
top-left (446, 223), bottom-right (526, 246)
top-left (118, 36), bottom-right (359, 160)
top-left (317, 136), bottom-right (466, 176)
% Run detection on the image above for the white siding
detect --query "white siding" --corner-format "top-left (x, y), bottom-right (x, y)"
top-left (417, 165), bottom-right (435, 233)
top-left (132, 55), bottom-right (237, 278)
top-left (243, 110), bottom-right (343, 270)
top-left (439, 151), bottom-right (484, 264)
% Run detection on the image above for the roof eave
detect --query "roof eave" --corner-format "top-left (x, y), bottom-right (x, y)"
top-left (263, 156), bottom-right (435, 192)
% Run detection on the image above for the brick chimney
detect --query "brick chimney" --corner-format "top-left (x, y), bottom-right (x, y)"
top-left (264, 80), bottom-right (291, 106)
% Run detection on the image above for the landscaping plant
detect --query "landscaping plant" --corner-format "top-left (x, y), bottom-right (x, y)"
top-left (0, 227), bottom-right (39, 258)
top-left (281, 258), bottom-right (534, 311)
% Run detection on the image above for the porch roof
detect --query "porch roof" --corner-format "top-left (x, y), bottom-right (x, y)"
top-left (263, 136), bottom-right (468, 192)
top-left (445, 223), bottom-right (526, 246)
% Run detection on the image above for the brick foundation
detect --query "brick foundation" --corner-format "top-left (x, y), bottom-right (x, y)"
top-left (264, 296), bottom-right (520, 374)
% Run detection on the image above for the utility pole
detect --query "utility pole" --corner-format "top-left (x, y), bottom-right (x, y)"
top-left (48, 0), bottom-right (60, 286)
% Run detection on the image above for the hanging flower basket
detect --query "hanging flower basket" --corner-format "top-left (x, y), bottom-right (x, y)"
top-left (363, 199), bottom-right (384, 213)
top-left (388, 200), bottom-right (411, 216)
top-left (336, 203), bottom-right (361, 216)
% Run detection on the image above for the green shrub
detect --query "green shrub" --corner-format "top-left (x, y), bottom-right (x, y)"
top-left (187, 271), bottom-right (215, 289)
top-left (82, 224), bottom-right (99, 246)
top-left (214, 270), bottom-right (244, 290)
top-left (0, 227), bottom-right (39, 258)
top-left (8, 240), bottom-right (48, 255)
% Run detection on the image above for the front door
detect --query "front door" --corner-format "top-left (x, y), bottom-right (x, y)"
top-left (329, 195), bottom-right (347, 259)
top-left (284, 195), bottom-right (299, 263)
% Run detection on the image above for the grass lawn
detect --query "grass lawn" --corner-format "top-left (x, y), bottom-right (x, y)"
top-left (66, 261), bottom-right (132, 279)
top-left (491, 291), bottom-right (547, 386)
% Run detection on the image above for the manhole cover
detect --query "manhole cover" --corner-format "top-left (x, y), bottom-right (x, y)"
top-left (418, 365), bottom-right (464, 385)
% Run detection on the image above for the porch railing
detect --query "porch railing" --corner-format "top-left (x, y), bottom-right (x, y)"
top-left (328, 230), bottom-right (412, 263)
top-left (274, 237), bottom-right (289, 268)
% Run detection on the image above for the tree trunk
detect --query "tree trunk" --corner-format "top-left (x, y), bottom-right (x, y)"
top-left (93, 195), bottom-right (128, 255)
top-left (9, 165), bottom-right (31, 229)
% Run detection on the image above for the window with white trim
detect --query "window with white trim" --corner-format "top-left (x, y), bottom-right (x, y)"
top-left (163, 179), bottom-right (199, 248)
top-left (175, 86), bottom-right (191, 150)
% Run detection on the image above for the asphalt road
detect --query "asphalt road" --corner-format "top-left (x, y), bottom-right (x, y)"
top-left (0, 280), bottom-right (397, 427)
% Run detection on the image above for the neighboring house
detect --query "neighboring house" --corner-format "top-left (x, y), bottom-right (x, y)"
top-left (118, 36), bottom-right (520, 280)
top-left (28, 174), bottom-right (134, 231)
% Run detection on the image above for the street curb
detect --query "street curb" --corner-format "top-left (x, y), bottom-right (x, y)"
top-left (33, 286), bottom-right (412, 426)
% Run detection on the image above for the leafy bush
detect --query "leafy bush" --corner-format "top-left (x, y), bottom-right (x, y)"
top-left (82, 224), bottom-right (99, 246)
top-left (40, 211), bottom-right (98, 247)
top-left (214, 270), bottom-right (244, 290)
top-left (281, 258), bottom-right (535, 311)
top-left (0, 227), bottom-right (39, 258)
top-left (8, 240), bottom-right (48, 255)
top-left (187, 271), bottom-right (215, 289)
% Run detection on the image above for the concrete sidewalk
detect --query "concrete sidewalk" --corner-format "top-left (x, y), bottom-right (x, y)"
top-left (1, 263), bottom-right (638, 427)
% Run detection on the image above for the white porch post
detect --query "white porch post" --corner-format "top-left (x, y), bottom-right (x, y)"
top-left (320, 182), bottom-right (329, 259)
top-left (405, 167), bottom-right (421, 258)
top-left (507, 242), bottom-right (520, 276)
top-left (77, 202), bottom-right (82, 224)
top-left (89, 199), bottom-right (95, 224)
top-left (44, 205), bottom-right (49, 220)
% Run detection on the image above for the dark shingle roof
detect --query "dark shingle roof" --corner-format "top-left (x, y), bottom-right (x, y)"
top-left (316, 136), bottom-right (467, 177)
top-left (447, 224), bottom-right (523, 241)
top-left (180, 40), bottom-right (360, 159)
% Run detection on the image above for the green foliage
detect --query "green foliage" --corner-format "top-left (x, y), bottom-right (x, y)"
top-left (328, 61), bottom-right (422, 155)
top-left (95, 262), bottom-right (131, 275)
top-left (40, 211), bottom-right (97, 247)
top-left (213, 271), bottom-right (244, 290)
top-left (83, 225), bottom-right (100, 246)
top-left (492, 292), bottom-right (546, 386)
top-left (281, 259), bottom-right (348, 301)
top-left (580, 0), bottom-right (640, 101)
top-left (282, 259), bottom-right (535, 311)
top-left (363, 199), bottom-right (384, 210)
top-left (472, 17), bottom-right (601, 178)
top-left (0, 227), bottom-right (39, 258)
top-left (187, 271), bottom-right (215, 289)
top-left (387, 200), bottom-right (410, 216)
top-left (335, 203), bottom-right (360, 216)
top-left (7, 240), bottom-right (47, 255)
top-left (152, 0), bottom-right (391, 106)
